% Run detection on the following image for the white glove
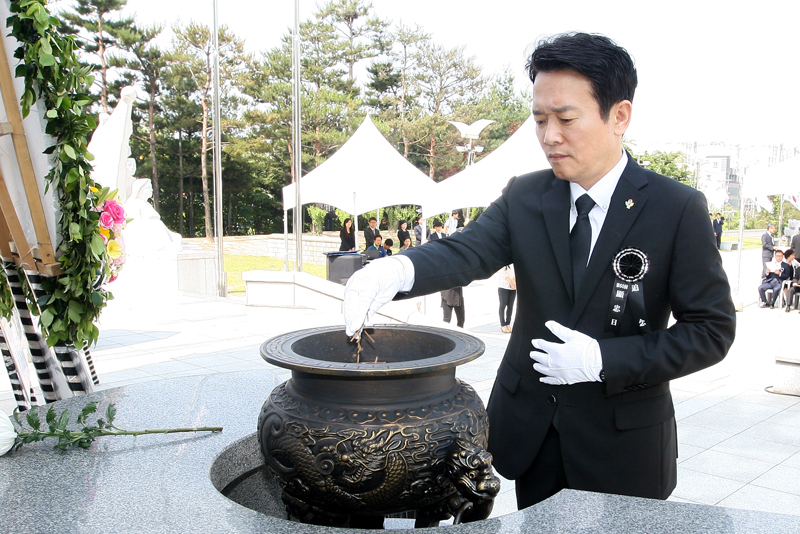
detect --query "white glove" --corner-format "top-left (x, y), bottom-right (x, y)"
top-left (530, 321), bottom-right (603, 385)
top-left (344, 255), bottom-right (415, 338)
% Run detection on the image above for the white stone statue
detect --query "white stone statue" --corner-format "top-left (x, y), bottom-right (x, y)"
top-left (88, 86), bottom-right (137, 201)
top-left (123, 178), bottom-right (182, 257)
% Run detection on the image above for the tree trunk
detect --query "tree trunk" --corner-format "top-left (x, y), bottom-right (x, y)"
top-left (428, 136), bottom-right (436, 179)
top-left (227, 192), bottom-right (232, 235)
top-left (148, 79), bottom-right (159, 211)
top-left (178, 129), bottom-right (184, 236)
top-left (188, 180), bottom-right (195, 237)
top-left (200, 71), bottom-right (213, 241)
top-left (97, 17), bottom-right (109, 114)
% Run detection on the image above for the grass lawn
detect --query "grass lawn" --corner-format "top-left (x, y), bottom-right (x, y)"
top-left (224, 255), bottom-right (326, 295)
top-left (721, 236), bottom-right (761, 250)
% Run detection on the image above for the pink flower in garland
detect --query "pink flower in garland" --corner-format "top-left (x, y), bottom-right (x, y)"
top-left (104, 200), bottom-right (126, 225)
top-left (99, 211), bottom-right (114, 229)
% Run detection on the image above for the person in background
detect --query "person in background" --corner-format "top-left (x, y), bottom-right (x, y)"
top-left (445, 211), bottom-right (460, 236)
top-left (430, 220), bottom-right (445, 241)
top-left (758, 249), bottom-right (785, 308)
top-left (785, 249), bottom-right (800, 312)
top-left (441, 286), bottom-right (465, 328)
top-left (398, 220), bottom-right (411, 247)
top-left (400, 237), bottom-right (413, 252)
top-left (498, 264), bottom-right (517, 333)
top-left (364, 217), bottom-right (381, 250)
top-left (791, 231), bottom-right (800, 256)
top-left (414, 215), bottom-right (431, 245)
top-left (383, 238), bottom-right (394, 256)
top-left (712, 213), bottom-right (724, 250)
top-left (369, 235), bottom-right (387, 258)
top-left (339, 217), bottom-right (355, 251)
top-left (325, 209), bottom-right (336, 232)
top-left (762, 223), bottom-right (776, 277)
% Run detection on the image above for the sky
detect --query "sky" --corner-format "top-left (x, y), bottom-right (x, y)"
top-left (55, 0), bottom-right (800, 148)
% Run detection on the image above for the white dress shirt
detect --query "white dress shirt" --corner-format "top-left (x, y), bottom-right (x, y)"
top-left (569, 150), bottom-right (628, 263)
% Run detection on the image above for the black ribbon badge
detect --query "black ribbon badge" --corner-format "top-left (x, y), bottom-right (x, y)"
top-left (605, 247), bottom-right (651, 335)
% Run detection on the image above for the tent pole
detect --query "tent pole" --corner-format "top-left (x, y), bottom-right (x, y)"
top-left (779, 193), bottom-right (785, 244)
top-left (291, 0), bottom-right (303, 272)
top-left (353, 193), bottom-right (359, 251)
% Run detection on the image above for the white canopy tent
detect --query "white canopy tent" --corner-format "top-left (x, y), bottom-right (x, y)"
top-left (282, 115), bottom-right (436, 216)
top-left (423, 115), bottom-right (549, 217)
top-left (741, 155), bottom-right (800, 212)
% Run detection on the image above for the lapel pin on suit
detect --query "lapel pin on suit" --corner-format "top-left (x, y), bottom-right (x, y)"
top-left (625, 199), bottom-right (634, 210)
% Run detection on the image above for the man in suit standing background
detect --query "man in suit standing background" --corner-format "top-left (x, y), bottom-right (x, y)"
top-left (712, 213), bottom-right (724, 249)
top-left (762, 223), bottom-right (777, 277)
top-left (343, 32), bottom-right (735, 509)
top-left (363, 217), bottom-right (381, 251)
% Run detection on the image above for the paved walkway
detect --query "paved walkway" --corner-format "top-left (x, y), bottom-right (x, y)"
top-left (1, 245), bottom-right (799, 520)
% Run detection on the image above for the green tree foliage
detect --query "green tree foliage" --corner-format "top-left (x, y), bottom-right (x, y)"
top-left (110, 24), bottom-right (167, 209)
top-left (172, 22), bottom-right (250, 239)
top-left (316, 0), bottom-right (389, 81)
top-left (55, 0), bottom-right (533, 241)
top-left (635, 151), bottom-right (692, 184)
top-left (59, 0), bottom-right (133, 113)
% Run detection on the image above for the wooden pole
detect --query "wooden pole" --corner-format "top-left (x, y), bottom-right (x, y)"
top-left (0, 168), bottom-right (33, 264)
top-left (0, 32), bottom-right (59, 274)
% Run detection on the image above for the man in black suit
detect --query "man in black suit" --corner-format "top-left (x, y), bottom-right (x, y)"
top-left (363, 217), bottom-right (381, 251)
top-left (429, 220), bottom-right (445, 241)
top-left (343, 33), bottom-right (735, 509)
top-left (712, 213), bottom-right (724, 249)
top-left (762, 223), bottom-right (776, 277)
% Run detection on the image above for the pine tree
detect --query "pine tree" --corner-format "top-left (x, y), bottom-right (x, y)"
top-left (60, 0), bottom-right (134, 113)
top-left (111, 24), bottom-right (168, 210)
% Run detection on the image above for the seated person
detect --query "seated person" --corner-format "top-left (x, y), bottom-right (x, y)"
top-left (369, 235), bottom-right (388, 258)
top-left (758, 249), bottom-right (786, 308)
top-left (784, 249), bottom-right (799, 312)
top-left (400, 237), bottom-right (413, 252)
top-left (382, 238), bottom-right (394, 256)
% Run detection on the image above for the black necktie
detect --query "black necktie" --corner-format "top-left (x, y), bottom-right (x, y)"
top-left (570, 194), bottom-right (596, 295)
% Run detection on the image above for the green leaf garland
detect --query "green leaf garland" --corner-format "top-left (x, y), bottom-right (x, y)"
top-left (6, 0), bottom-right (115, 346)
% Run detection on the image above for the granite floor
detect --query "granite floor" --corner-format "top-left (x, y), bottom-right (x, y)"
top-left (1, 246), bottom-right (799, 520)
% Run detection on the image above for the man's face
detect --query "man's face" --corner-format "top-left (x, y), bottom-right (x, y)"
top-left (776, 251), bottom-right (784, 262)
top-left (532, 69), bottom-right (631, 189)
top-left (435, 226), bottom-right (443, 232)
top-left (369, 220), bottom-right (376, 228)
top-left (769, 226), bottom-right (776, 234)
top-left (374, 237), bottom-right (381, 246)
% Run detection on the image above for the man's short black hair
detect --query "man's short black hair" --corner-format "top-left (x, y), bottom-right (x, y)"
top-left (385, 238), bottom-right (393, 247)
top-left (433, 220), bottom-right (442, 228)
top-left (369, 217), bottom-right (377, 222)
top-left (786, 248), bottom-right (795, 258)
top-left (527, 32), bottom-right (637, 121)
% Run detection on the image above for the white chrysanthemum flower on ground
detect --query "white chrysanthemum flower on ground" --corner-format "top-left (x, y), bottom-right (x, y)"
top-left (0, 410), bottom-right (17, 456)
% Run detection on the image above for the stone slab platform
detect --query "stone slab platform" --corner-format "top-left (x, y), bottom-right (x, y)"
top-left (2, 371), bottom-right (799, 533)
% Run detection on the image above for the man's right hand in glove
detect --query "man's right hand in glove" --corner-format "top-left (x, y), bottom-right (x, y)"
top-left (343, 255), bottom-right (415, 338)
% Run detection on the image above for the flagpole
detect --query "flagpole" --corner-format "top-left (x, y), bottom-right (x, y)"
top-left (292, 0), bottom-right (303, 271)
top-left (212, 0), bottom-right (226, 296)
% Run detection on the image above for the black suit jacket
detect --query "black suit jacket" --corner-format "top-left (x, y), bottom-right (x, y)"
top-left (363, 226), bottom-right (380, 249)
top-left (400, 157), bottom-right (735, 500)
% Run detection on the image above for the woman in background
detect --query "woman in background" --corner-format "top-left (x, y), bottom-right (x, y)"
top-left (397, 220), bottom-right (411, 247)
top-left (400, 237), bottom-right (413, 252)
top-left (498, 264), bottom-right (516, 333)
top-left (339, 218), bottom-right (355, 251)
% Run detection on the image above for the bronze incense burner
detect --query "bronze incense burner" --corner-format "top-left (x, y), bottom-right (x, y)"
top-left (257, 325), bottom-right (500, 528)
